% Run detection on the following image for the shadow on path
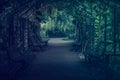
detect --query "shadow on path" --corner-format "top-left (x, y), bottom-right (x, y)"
top-left (17, 38), bottom-right (116, 80)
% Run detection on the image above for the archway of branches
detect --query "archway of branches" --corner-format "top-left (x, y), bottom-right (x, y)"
top-left (33, 0), bottom-right (120, 63)
top-left (0, 0), bottom-right (120, 78)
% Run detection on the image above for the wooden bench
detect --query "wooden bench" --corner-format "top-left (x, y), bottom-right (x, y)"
top-left (71, 42), bottom-right (82, 52)
top-left (38, 38), bottom-right (49, 47)
top-left (29, 38), bottom-right (49, 51)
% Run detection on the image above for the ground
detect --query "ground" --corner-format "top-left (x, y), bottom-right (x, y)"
top-left (16, 38), bottom-right (116, 80)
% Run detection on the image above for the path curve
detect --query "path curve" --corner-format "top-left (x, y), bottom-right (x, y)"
top-left (17, 38), bottom-right (114, 80)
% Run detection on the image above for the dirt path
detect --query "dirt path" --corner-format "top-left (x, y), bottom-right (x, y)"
top-left (17, 38), bottom-right (114, 80)
top-left (34, 38), bottom-right (80, 63)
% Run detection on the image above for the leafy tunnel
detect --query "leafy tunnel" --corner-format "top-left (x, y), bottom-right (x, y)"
top-left (0, 0), bottom-right (120, 80)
